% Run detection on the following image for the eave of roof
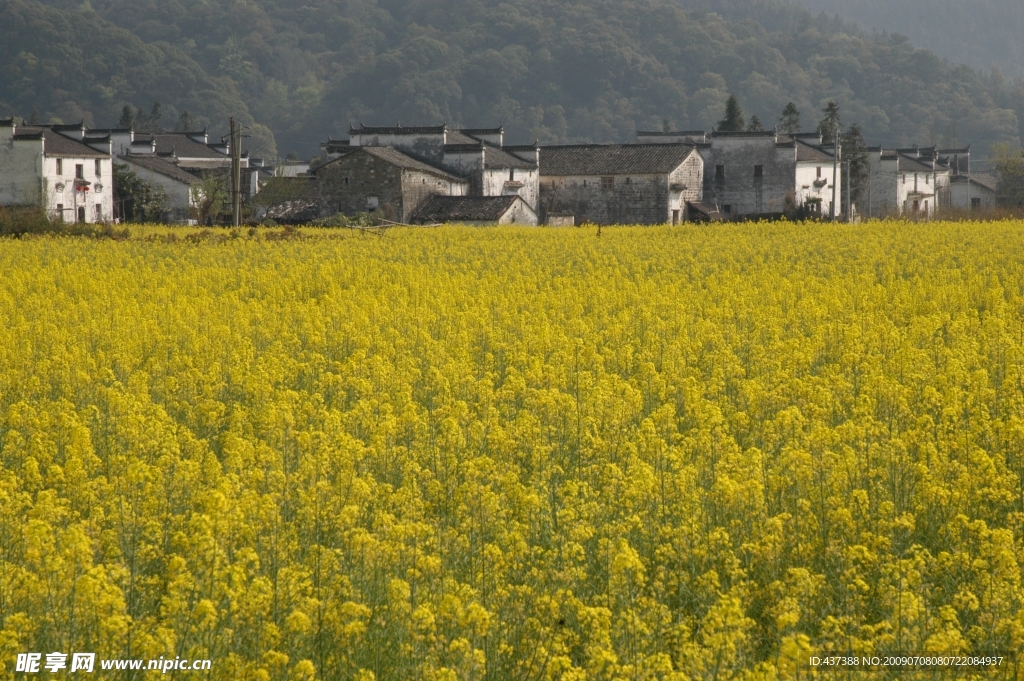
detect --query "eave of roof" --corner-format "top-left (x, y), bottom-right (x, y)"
top-left (15, 127), bottom-right (109, 157)
top-left (411, 195), bottom-right (525, 222)
top-left (637, 130), bottom-right (706, 136)
top-left (317, 146), bottom-right (465, 182)
top-left (350, 123), bottom-right (447, 135)
top-left (120, 153), bottom-right (202, 185)
top-left (539, 143), bottom-right (696, 176)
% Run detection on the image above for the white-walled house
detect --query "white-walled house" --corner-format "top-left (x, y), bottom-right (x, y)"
top-left (864, 149), bottom-right (939, 218)
top-left (950, 175), bottom-right (997, 210)
top-left (793, 137), bottom-right (842, 218)
top-left (119, 153), bottom-right (202, 223)
top-left (0, 119), bottom-right (114, 222)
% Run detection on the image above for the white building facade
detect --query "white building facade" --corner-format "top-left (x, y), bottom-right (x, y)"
top-left (0, 119), bottom-right (113, 223)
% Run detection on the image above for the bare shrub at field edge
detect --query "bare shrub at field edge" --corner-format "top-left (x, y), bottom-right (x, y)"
top-left (0, 206), bottom-right (129, 239)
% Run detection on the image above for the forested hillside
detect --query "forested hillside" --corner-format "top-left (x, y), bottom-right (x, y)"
top-left (1, 0), bottom-right (1022, 159)
top-left (792, 0), bottom-right (1024, 81)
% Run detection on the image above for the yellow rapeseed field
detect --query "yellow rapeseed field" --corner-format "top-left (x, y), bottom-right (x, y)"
top-left (1, 222), bottom-right (1023, 680)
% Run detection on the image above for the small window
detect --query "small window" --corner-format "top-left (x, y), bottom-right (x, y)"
top-left (715, 165), bottom-right (725, 180)
top-left (816, 166), bottom-right (822, 178)
top-left (56, 159), bottom-right (63, 175)
top-left (723, 204), bottom-right (732, 213)
top-left (344, 177), bottom-right (349, 185)
top-left (754, 165), bottom-right (763, 178)
top-left (76, 164), bottom-right (84, 180)
top-left (56, 203), bottom-right (63, 219)
top-left (625, 177), bottom-right (632, 185)
top-left (95, 159), bottom-right (102, 176)
top-left (95, 204), bottom-right (103, 221)
top-left (601, 176), bottom-right (614, 190)
top-left (971, 197), bottom-right (981, 209)
top-left (509, 169), bottom-right (515, 181)
top-left (902, 174), bottom-right (906, 184)
top-left (367, 196), bottom-right (379, 209)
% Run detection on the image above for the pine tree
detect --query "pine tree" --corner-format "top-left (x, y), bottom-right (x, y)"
top-left (175, 111), bottom-right (196, 132)
top-left (747, 115), bottom-right (763, 132)
top-left (117, 105), bottom-right (135, 129)
top-left (818, 100), bottom-right (842, 141)
top-left (778, 102), bottom-right (800, 134)
top-left (717, 95), bottom-right (746, 132)
top-left (841, 123), bottom-right (869, 207)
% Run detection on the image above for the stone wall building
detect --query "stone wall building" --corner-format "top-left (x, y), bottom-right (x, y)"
top-left (538, 143), bottom-right (703, 224)
top-left (700, 130), bottom-right (842, 219)
top-left (863, 149), bottom-right (939, 218)
top-left (0, 119), bottom-right (114, 222)
top-left (313, 146), bottom-right (468, 222)
top-left (314, 124), bottom-right (540, 222)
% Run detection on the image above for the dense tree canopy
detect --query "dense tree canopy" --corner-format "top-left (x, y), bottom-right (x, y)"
top-left (1, 0), bottom-right (1022, 160)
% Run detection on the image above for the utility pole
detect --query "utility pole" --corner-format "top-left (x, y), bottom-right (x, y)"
top-left (230, 117), bottom-right (241, 227)
top-left (965, 151), bottom-right (971, 212)
top-left (845, 159), bottom-right (852, 221)
top-left (830, 128), bottom-right (840, 221)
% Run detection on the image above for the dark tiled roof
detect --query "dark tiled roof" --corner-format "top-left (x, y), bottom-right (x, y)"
top-left (951, 175), bottom-right (995, 192)
top-left (16, 127), bottom-right (109, 157)
top-left (483, 145), bottom-right (534, 170)
top-left (637, 130), bottom-right (706, 136)
top-left (154, 133), bottom-right (230, 160)
top-left (795, 140), bottom-right (835, 162)
top-left (459, 127), bottom-right (503, 136)
top-left (349, 123), bottom-right (446, 135)
top-left (85, 128), bottom-right (132, 134)
top-left (503, 143), bottom-right (539, 152)
top-left (540, 144), bottom-right (695, 176)
top-left (938, 146), bottom-right (970, 154)
top-left (711, 129), bottom-right (778, 138)
top-left (898, 155), bottom-right (935, 172)
top-left (411, 195), bottom-right (525, 223)
top-left (318, 146), bottom-right (465, 182)
top-left (51, 121), bottom-right (85, 132)
top-left (121, 154), bottom-right (201, 185)
top-left (445, 130), bottom-right (481, 145)
top-left (444, 143), bottom-right (484, 152)
top-left (0, 117), bottom-right (14, 127)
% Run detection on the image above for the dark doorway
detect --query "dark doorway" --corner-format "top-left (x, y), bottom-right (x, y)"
top-left (77, 207), bottom-right (85, 222)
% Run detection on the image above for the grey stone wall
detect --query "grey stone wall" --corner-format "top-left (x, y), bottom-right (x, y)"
top-left (539, 173), bottom-right (671, 225)
top-left (702, 137), bottom-right (796, 217)
top-left (316, 152), bottom-right (406, 220)
top-left (316, 151), bottom-right (467, 222)
top-left (400, 170), bottom-right (466, 222)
